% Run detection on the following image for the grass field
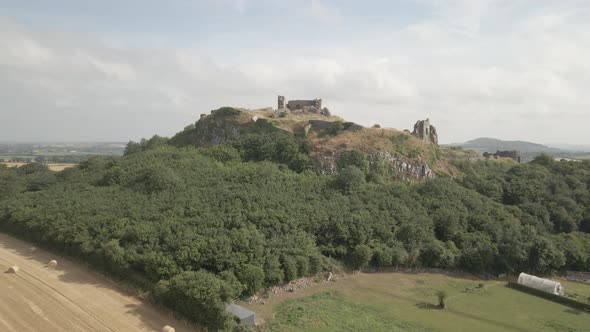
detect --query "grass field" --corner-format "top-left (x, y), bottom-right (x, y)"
top-left (248, 272), bottom-right (590, 332)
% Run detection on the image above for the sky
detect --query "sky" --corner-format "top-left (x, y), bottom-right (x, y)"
top-left (1, 0), bottom-right (589, 144)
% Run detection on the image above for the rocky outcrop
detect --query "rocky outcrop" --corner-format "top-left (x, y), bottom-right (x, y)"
top-left (307, 120), bottom-right (364, 133)
top-left (368, 151), bottom-right (435, 180)
top-left (170, 109), bottom-right (244, 147)
top-left (314, 150), bottom-right (435, 181)
top-left (194, 117), bottom-right (241, 146)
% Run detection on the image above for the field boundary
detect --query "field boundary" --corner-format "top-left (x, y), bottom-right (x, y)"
top-left (507, 282), bottom-right (590, 312)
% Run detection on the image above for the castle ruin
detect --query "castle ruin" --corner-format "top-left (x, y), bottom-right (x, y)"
top-left (278, 95), bottom-right (286, 109)
top-left (277, 95), bottom-right (329, 116)
top-left (412, 118), bottom-right (438, 145)
top-left (278, 95), bottom-right (322, 111)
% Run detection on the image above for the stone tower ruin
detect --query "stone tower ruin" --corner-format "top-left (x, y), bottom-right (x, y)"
top-left (412, 118), bottom-right (438, 145)
top-left (278, 95), bottom-right (285, 109)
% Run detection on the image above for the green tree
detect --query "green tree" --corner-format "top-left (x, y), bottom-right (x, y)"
top-left (334, 166), bottom-right (366, 193)
top-left (528, 237), bottom-right (566, 274)
top-left (237, 264), bottom-right (265, 296)
top-left (337, 150), bottom-right (368, 173)
top-left (153, 270), bottom-right (233, 330)
top-left (350, 244), bottom-right (373, 270)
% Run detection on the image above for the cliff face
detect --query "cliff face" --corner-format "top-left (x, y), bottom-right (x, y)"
top-left (170, 108), bottom-right (248, 147)
top-left (314, 150), bottom-right (435, 181)
top-left (192, 115), bottom-right (242, 146)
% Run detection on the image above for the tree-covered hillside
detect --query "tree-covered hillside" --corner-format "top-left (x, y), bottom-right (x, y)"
top-left (1, 116), bottom-right (590, 330)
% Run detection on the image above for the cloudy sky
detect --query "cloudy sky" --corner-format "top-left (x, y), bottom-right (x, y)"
top-left (1, 0), bottom-right (589, 144)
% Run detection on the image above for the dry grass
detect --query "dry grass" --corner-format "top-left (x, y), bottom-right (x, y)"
top-left (232, 108), bottom-right (344, 133)
top-left (3, 162), bottom-right (77, 171)
top-left (309, 128), bottom-right (425, 154)
top-left (205, 108), bottom-right (467, 176)
top-left (0, 232), bottom-right (196, 332)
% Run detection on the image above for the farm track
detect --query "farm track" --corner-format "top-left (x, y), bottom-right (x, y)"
top-left (0, 232), bottom-right (195, 332)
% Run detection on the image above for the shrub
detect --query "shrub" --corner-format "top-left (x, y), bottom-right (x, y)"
top-left (237, 264), bottom-right (265, 296)
top-left (201, 145), bottom-right (241, 163)
top-left (350, 244), bottom-right (373, 270)
top-left (282, 256), bottom-right (298, 282)
top-left (337, 150), bottom-right (368, 173)
top-left (263, 256), bottom-right (284, 286)
top-left (437, 290), bottom-right (447, 309)
top-left (334, 166), bottom-right (366, 193)
top-left (213, 107), bottom-right (241, 117)
top-left (153, 270), bottom-right (233, 330)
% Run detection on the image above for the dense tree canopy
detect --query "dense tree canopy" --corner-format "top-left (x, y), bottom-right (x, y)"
top-left (1, 130), bottom-right (589, 330)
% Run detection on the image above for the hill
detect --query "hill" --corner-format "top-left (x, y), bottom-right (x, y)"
top-left (458, 138), bottom-right (561, 153)
top-left (453, 137), bottom-right (590, 162)
top-left (168, 107), bottom-right (473, 181)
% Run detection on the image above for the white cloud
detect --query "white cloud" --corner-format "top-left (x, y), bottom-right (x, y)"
top-left (307, 0), bottom-right (341, 24)
top-left (1, 0), bottom-right (590, 144)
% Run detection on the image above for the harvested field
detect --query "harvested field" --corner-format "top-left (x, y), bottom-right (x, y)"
top-left (0, 232), bottom-right (195, 332)
top-left (2, 162), bottom-right (77, 171)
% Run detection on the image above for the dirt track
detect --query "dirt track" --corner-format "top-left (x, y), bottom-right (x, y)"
top-left (0, 233), bottom-right (195, 332)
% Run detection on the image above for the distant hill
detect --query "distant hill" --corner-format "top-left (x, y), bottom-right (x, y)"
top-left (450, 137), bottom-right (590, 162)
top-left (460, 137), bottom-right (561, 153)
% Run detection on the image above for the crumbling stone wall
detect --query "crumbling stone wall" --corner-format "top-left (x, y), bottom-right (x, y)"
top-left (412, 119), bottom-right (438, 145)
top-left (278, 95), bottom-right (285, 109)
top-left (287, 99), bottom-right (322, 110)
top-left (277, 95), bottom-right (330, 116)
top-left (278, 95), bottom-right (322, 110)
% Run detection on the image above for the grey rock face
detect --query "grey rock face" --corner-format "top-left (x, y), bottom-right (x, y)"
top-left (314, 150), bottom-right (435, 181)
top-left (193, 116), bottom-right (242, 146)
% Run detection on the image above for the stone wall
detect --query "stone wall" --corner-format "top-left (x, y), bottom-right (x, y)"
top-left (287, 99), bottom-right (322, 110)
top-left (277, 95), bottom-right (285, 109)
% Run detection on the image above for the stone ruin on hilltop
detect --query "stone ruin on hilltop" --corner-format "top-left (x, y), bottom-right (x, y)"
top-left (277, 95), bottom-right (331, 116)
top-left (412, 118), bottom-right (438, 145)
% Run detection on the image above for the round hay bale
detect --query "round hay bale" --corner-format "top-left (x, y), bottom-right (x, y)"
top-left (162, 326), bottom-right (175, 332)
top-left (48, 260), bottom-right (58, 268)
top-left (7, 266), bottom-right (19, 274)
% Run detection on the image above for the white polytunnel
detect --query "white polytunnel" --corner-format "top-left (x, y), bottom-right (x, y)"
top-left (517, 272), bottom-right (565, 295)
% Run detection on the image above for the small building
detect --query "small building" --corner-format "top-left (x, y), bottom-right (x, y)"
top-left (517, 272), bottom-right (565, 295)
top-left (226, 304), bottom-right (255, 327)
